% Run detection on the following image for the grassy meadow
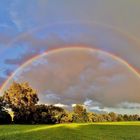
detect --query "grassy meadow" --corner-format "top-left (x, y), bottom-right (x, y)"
top-left (0, 122), bottom-right (140, 140)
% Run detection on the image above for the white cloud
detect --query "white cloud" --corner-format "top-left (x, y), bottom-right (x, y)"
top-left (54, 103), bottom-right (68, 108)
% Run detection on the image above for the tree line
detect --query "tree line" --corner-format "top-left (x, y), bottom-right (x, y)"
top-left (0, 82), bottom-right (139, 124)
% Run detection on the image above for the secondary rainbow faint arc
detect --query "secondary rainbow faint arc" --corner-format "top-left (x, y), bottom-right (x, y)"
top-left (0, 46), bottom-right (140, 94)
top-left (1, 21), bottom-right (140, 55)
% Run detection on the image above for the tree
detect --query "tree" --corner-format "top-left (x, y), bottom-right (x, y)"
top-left (0, 96), bottom-right (12, 124)
top-left (109, 112), bottom-right (118, 122)
top-left (47, 105), bottom-right (65, 123)
top-left (117, 114), bottom-right (124, 121)
top-left (73, 104), bottom-right (88, 123)
top-left (132, 114), bottom-right (139, 121)
top-left (60, 112), bottom-right (73, 123)
top-left (12, 104), bottom-right (65, 124)
top-left (96, 114), bottom-right (104, 122)
top-left (102, 114), bottom-right (112, 122)
top-left (123, 114), bottom-right (129, 121)
top-left (3, 82), bottom-right (39, 109)
top-left (92, 113), bottom-right (100, 122)
top-left (0, 96), bottom-right (4, 111)
top-left (87, 112), bottom-right (94, 122)
top-left (3, 82), bottom-right (39, 124)
top-left (87, 112), bottom-right (102, 122)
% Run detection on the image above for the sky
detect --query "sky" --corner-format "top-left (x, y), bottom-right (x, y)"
top-left (0, 0), bottom-right (140, 114)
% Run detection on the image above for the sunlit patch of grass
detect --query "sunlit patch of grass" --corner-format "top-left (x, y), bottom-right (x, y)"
top-left (24, 125), bottom-right (60, 133)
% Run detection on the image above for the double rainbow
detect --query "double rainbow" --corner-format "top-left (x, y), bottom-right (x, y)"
top-left (0, 46), bottom-right (140, 94)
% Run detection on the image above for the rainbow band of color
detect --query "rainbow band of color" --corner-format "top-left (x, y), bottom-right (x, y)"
top-left (0, 46), bottom-right (140, 94)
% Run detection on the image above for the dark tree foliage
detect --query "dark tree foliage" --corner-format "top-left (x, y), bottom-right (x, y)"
top-left (13, 105), bottom-right (65, 124)
top-left (117, 114), bottom-right (124, 121)
top-left (33, 105), bottom-right (65, 124)
top-left (0, 111), bottom-right (12, 124)
top-left (0, 97), bottom-right (12, 124)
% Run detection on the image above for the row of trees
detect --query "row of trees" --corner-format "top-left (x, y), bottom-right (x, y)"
top-left (0, 82), bottom-right (139, 124)
top-left (65, 105), bottom-right (140, 123)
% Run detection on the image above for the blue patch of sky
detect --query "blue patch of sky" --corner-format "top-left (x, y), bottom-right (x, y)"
top-left (0, 45), bottom-right (29, 77)
top-left (0, 0), bottom-right (19, 31)
top-left (33, 24), bottom-right (96, 41)
top-left (9, 0), bottom-right (39, 32)
top-left (1, 44), bottom-right (28, 61)
top-left (0, 64), bottom-right (18, 78)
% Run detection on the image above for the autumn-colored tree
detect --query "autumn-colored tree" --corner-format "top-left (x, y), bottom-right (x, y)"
top-left (87, 112), bottom-right (94, 122)
top-left (73, 104), bottom-right (88, 122)
top-left (3, 81), bottom-right (39, 109)
top-left (87, 112), bottom-right (101, 122)
top-left (3, 82), bottom-right (39, 124)
top-left (109, 112), bottom-right (118, 122)
top-left (92, 113), bottom-right (99, 122)
top-left (60, 112), bottom-right (73, 123)
top-left (102, 114), bottom-right (112, 122)
top-left (96, 114), bottom-right (104, 122)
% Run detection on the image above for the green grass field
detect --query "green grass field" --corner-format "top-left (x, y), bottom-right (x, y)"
top-left (0, 122), bottom-right (140, 140)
